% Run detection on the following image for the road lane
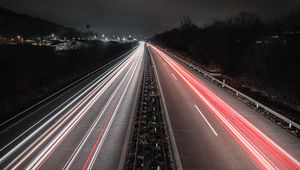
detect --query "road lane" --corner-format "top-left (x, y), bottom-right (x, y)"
top-left (148, 44), bottom-right (300, 169)
top-left (149, 45), bottom-right (256, 169)
top-left (2, 41), bottom-right (298, 169)
top-left (0, 47), bottom-right (136, 155)
top-left (0, 42), bottom-right (145, 169)
top-left (2, 51), bottom-right (136, 168)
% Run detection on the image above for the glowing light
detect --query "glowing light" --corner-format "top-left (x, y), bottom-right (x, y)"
top-left (148, 44), bottom-right (300, 170)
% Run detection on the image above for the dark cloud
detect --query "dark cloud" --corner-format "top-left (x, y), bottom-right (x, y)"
top-left (1, 0), bottom-right (300, 37)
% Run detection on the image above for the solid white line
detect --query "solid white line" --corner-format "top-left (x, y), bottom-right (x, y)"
top-left (161, 48), bottom-right (300, 167)
top-left (194, 105), bottom-right (218, 136)
top-left (171, 73), bottom-right (177, 80)
top-left (148, 47), bottom-right (183, 170)
top-left (155, 47), bottom-right (274, 168)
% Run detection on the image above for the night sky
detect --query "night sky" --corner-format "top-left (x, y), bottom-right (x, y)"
top-left (1, 0), bottom-right (300, 38)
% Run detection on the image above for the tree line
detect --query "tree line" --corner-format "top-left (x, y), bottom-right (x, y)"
top-left (151, 7), bottom-right (300, 120)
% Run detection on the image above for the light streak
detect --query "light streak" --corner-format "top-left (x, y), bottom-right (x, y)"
top-left (149, 44), bottom-right (300, 170)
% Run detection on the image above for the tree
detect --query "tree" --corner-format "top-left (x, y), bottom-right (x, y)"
top-left (180, 16), bottom-right (197, 32)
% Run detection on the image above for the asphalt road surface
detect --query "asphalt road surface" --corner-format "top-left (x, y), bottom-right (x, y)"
top-left (1, 42), bottom-right (299, 170)
top-left (148, 44), bottom-right (300, 170)
top-left (0, 42), bottom-right (145, 170)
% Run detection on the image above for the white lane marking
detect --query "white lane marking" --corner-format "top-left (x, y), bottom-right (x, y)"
top-left (154, 47), bottom-right (274, 169)
top-left (149, 48), bottom-right (183, 170)
top-left (171, 73), bottom-right (177, 80)
top-left (161, 49), bottom-right (300, 167)
top-left (194, 105), bottom-right (218, 136)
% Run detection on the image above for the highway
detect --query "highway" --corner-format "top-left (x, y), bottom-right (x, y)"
top-left (148, 44), bottom-right (300, 169)
top-left (1, 41), bottom-right (300, 170)
top-left (0, 42), bottom-right (145, 169)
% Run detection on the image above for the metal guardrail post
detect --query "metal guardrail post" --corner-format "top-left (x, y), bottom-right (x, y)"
top-left (222, 79), bottom-right (225, 87)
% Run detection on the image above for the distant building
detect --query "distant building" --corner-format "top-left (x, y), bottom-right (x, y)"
top-left (0, 35), bottom-right (5, 44)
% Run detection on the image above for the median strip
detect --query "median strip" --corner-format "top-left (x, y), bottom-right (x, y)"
top-left (125, 47), bottom-right (174, 169)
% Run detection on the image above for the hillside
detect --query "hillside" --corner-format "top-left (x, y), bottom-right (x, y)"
top-left (0, 6), bottom-right (81, 38)
top-left (151, 9), bottom-right (300, 123)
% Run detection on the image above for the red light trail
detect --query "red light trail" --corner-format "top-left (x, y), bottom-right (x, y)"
top-left (148, 44), bottom-right (300, 170)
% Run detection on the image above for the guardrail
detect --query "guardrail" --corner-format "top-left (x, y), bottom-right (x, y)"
top-left (165, 50), bottom-right (300, 130)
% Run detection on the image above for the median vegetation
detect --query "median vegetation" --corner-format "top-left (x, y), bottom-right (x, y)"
top-left (126, 48), bottom-right (174, 169)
